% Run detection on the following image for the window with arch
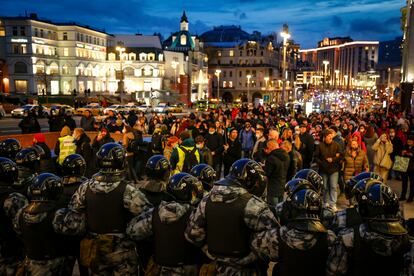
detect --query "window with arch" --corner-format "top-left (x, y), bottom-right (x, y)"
top-left (129, 53), bottom-right (136, 61)
top-left (124, 67), bottom-right (135, 76)
top-left (148, 53), bottom-right (155, 61)
top-left (108, 53), bottom-right (116, 61)
top-left (139, 53), bottom-right (147, 61)
top-left (35, 61), bottom-right (45, 74)
top-left (180, 34), bottom-right (187, 45)
top-left (77, 64), bottom-right (85, 76)
top-left (62, 64), bottom-right (69, 75)
top-left (14, 62), bottom-right (27, 73)
top-left (49, 63), bottom-right (59, 75)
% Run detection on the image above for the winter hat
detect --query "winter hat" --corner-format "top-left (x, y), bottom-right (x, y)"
top-left (33, 133), bottom-right (46, 143)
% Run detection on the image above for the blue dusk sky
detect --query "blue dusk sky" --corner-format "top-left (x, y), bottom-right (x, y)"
top-left (2, 0), bottom-right (405, 47)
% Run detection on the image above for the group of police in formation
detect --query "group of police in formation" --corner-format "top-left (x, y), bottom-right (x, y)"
top-left (0, 137), bottom-right (412, 276)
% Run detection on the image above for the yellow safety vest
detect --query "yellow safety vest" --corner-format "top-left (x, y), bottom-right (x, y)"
top-left (173, 145), bottom-right (200, 174)
top-left (58, 135), bottom-right (76, 165)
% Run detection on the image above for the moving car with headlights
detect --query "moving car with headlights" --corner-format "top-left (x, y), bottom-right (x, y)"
top-left (49, 104), bottom-right (75, 115)
top-left (103, 105), bottom-right (128, 115)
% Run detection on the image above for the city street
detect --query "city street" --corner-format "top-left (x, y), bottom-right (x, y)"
top-left (0, 116), bottom-right (81, 135)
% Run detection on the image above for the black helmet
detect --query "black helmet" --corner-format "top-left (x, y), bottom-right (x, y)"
top-left (0, 157), bottom-right (18, 184)
top-left (358, 183), bottom-right (407, 235)
top-left (0, 138), bottom-right (22, 160)
top-left (15, 148), bottom-right (40, 170)
top-left (285, 178), bottom-right (313, 197)
top-left (145, 155), bottom-right (171, 180)
top-left (345, 172), bottom-right (383, 198)
top-left (28, 173), bottom-right (63, 201)
top-left (32, 145), bottom-right (46, 160)
top-left (352, 178), bottom-right (383, 203)
top-left (190, 163), bottom-right (216, 192)
top-left (62, 154), bottom-right (86, 177)
top-left (288, 188), bottom-right (326, 233)
top-left (166, 173), bottom-right (203, 205)
top-left (96, 143), bottom-right (125, 170)
top-left (221, 158), bottom-right (266, 196)
top-left (294, 169), bottom-right (323, 193)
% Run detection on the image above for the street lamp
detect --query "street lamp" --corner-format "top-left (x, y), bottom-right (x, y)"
top-left (344, 75), bottom-right (349, 90)
top-left (171, 61), bottom-right (179, 92)
top-left (281, 24), bottom-right (291, 104)
top-left (116, 46), bottom-right (126, 94)
top-left (246, 74), bottom-right (252, 103)
top-left (323, 60), bottom-right (329, 90)
top-left (334, 70), bottom-right (340, 90)
top-left (215, 69), bottom-right (221, 100)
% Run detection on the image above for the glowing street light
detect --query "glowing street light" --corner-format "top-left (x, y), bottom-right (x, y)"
top-left (247, 74), bottom-right (252, 103)
top-left (323, 60), bottom-right (329, 90)
top-left (215, 69), bottom-right (221, 100)
top-left (281, 24), bottom-right (291, 104)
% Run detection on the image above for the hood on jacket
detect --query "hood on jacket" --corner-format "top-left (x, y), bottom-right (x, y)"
top-left (280, 225), bottom-right (336, 251)
top-left (157, 200), bottom-right (191, 224)
top-left (209, 184), bottom-right (248, 203)
top-left (181, 138), bottom-right (196, 147)
top-left (138, 178), bottom-right (166, 193)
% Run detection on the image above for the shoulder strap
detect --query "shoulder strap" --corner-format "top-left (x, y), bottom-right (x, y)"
top-left (179, 146), bottom-right (189, 154)
top-left (190, 147), bottom-right (197, 154)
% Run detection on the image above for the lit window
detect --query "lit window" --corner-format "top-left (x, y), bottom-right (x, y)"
top-left (21, 44), bottom-right (27, 54)
top-left (63, 48), bottom-right (69, 56)
top-left (180, 34), bottom-right (187, 45)
top-left (15, 80), bottom-right (28, 93)
top-left (218, 51), bottom-right (222, 57)
top-left (63, 32), bottom-right (68, 40)
top-left (62, 65), bottom-right (69, 74)
top-left (223, 81), bottom-right (227, 87)
top-left (229, 50), bottom-right (234, 57)
top-left (229, 81), bottom-right (233, 88)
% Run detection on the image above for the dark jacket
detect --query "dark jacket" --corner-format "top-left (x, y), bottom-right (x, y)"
top-left (314, 141), bottom-right (343, 175)
top-left (390, 136), bottom-right (403, 161)
top-left (204, 132), bottom-right (224, 159)
top-left (223, 138), bottom-right (242, 170)
top-left (299, 132), bottom-right (315, 168)
top-left (80, 116), bottom-right (96, 131)
top-left (75, 134), bottom-right (93, 177)
top-left (35, 142), bottom-right (53, 173)
top-left (265, 148), bottom-right (290, 198)
top-left (19, 116), bottom-right (40, 134)
top-left (63, 116), bottom-right (76, 130)
top-left (252, 137), bottom-right (267, 163)
top-left (402, 144), bottom-right (414, 172)
top-left (286, 149), bottom-right (302, 180)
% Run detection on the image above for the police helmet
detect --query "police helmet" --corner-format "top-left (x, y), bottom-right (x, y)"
top-left (28, 173), bottom-right (63, 201)
top-left (285, 178), bottom-right (314, 197)
top-left (166, 172), bottom-right (203, 205)
top-left (62, 154), bottom-right (86, 177)
top-left (345, 172), bottom-right (383, 199)
top-left (96, 143), bottom-right (125, 170)
top-left (0, 138), bottom-right (22, 160)
top-left (15, 148), bottom-right (40, 170)
top-left (294, 169), bottom-right (323, 193)
top-left (145, 155), bottom-right (171, 180)
top-left (0, 157), bottom-right (19, 185)
top-left (351, 178), bottom-right (383, 203)
top-left (358, 183), bottom-right (407, 235)
top-left (288, 188), bottom-right (326, 233)
top-left (32, 145), bottom-right (46, 159)
top-left (222, 158), bottom-right (266, 197)
top-left (190, 163), bottom-right (216, 192)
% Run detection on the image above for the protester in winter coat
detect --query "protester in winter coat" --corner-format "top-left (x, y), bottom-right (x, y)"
top-left (195, 135), bottom-right (213, 167)
top-left (223, 128), bottom-right (242, 176)
top-left (80, 110), bottom-right (95, 131)
top-left (343, 140), bottom-right (369, 182)
top-left (73, 128), bottom-right (93, 177)
top-left (400, 135), bottom-right (414, 202)
top-left (372, 133), bottom-right (393, 183)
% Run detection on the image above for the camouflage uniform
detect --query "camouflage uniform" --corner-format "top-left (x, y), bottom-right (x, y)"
top-left (11, 199), bottom-right (68, 275)
top-left (1, 192), bottom-right (28, 276)
top-left (327, 223), bottom-right (412, 275)
top-left (55, 175), bottom-right (152, 275)
top-left (185, 185), bottom-right (278, 275)
top-left (127, 200), bottom-right (201, 275)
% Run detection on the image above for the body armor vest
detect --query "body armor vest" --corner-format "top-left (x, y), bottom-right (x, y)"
top-left (274, 232), bottom-right (328, 276)
top-left (205, 192), bottom-right (252, 258)
top-left (349, 226), bottom-right (410, 276)
top-left (86, 181), bottom-right (128, 234)
top-left (20, 201), bottom-right (64, 260)
top-left (153, 207), bottom-right (201, 266)
top-left (0, 186), bottom-right (24, 258)
top-left (346, 207), bottom-right (363, 228)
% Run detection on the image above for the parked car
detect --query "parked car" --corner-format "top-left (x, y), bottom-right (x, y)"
top-left (75, 104), bottom-right (103, 116)
top-left (103, 105), bottom-right (127, 115)
top-left (11, 104), bottom-right (49, 118)
top-left (0, 104), bottom-right (6, 118)
top-left (137, 104), bottom-right (152, 113)
top-left (169, 103), bottom-right (183, 113)
top-left (49, 104), bottom-right (75, 115)
top-left (153, 103), bottom-right (169, 113)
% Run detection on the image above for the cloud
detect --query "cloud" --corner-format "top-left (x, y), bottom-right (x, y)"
top-left (331, 15), bottom-right (343, 27)
top-left (349, 18), bottom-right (394, 34)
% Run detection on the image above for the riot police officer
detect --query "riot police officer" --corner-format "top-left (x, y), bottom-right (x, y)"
top-left (0, 157), bottom-right (27, 276)
top-left (185, 158), bottom-right (278, 275)
top-left (139, 154), bottom-right (172, 206)
top-left (57, 154), bottom-right (89, 276)
top-left (331, 173), bottom-right (383, 233)
top-left (190, 163), bottom-right (216, 194)
top-left (56, 142), bottom-right (151, 275)
top-left (12, 173), bottom-right (67, 275)
top-left (293, 169), bottom-right (324, 193)
top-left (327, 183), bottom-right (410, 275)
top-left (0, 138), bottom-right (21, 161)
top-left (128, 173), bottom-right (204, 275)
top-left (14, 147), bottom-right (40, 196)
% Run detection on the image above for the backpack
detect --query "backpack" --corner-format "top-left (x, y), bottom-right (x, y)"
top-left (180, 146), bottom-right (199, 173)
top-left (128, 131), bottom-right (148, 153)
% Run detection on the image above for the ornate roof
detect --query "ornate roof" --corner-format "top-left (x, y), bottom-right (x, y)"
top-left (200, 25), bottom-right (250, 43)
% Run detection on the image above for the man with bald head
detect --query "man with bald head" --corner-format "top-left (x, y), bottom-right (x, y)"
top-left (264, 139), bottom-right (290, 205)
